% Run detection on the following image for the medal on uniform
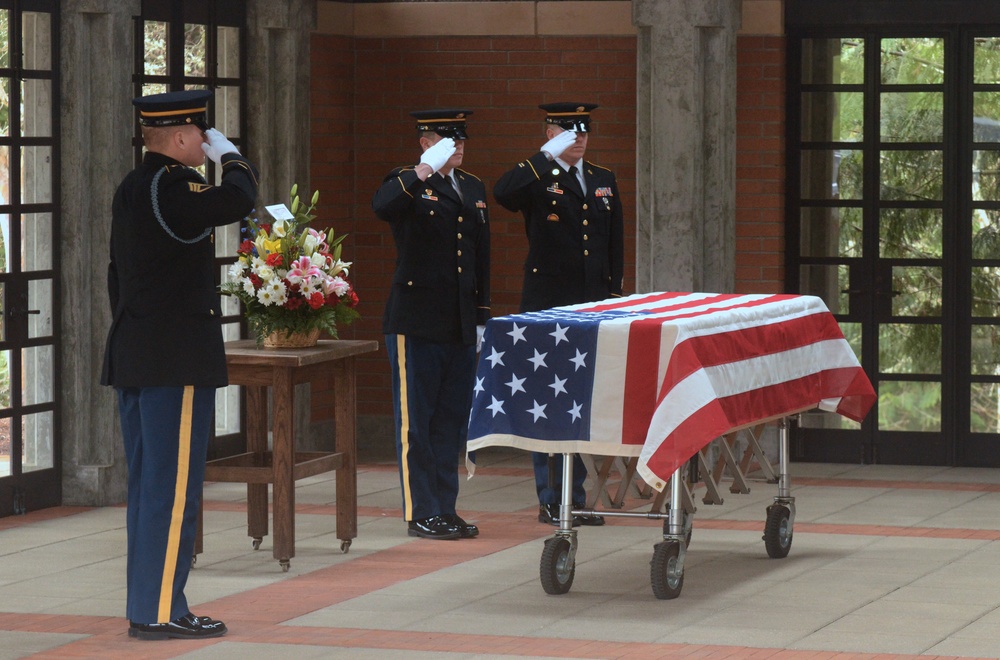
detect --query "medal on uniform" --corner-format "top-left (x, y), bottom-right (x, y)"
top-left (547, 213), bottom-right (559, 221)
top-left (422, 188), bottom-right (438, 201)
top-left (546, 183), bottom-right (564, 195)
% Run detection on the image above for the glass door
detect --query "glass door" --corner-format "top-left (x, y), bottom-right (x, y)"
top-left (789, 9), bottom-right (1000, 467)
top-left (0, 0), bottom-right (60, 515)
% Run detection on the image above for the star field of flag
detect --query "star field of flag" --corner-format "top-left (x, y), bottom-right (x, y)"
top-left (467, 292), bottom-right (876, 490)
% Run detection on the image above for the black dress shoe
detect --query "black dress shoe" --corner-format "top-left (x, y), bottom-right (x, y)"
top-left (537, 503), bottom-right (580, 527)
top-left (442, 513), bottom-right (479, 538)
top-left (573, 505), bottom-right (606, 527)
top-left (128, 612), bottom-right (227, 640)
top-left (407, 515), bottom-right (461, 540)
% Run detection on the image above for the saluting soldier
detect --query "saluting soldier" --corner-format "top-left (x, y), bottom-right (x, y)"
top-left (493, 102), bottom-right (624, 527)
top-left (372, 109), bottom-right (490, 540)
top-left (101, 89), bottom-right (259, 640)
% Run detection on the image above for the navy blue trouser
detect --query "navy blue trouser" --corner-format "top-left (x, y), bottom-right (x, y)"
top-left (533, 451), bottom-right (588, 506)
top-left (117, 385), bottom-right (214, 624)
top-left (386, 334), bottom-right (476, 521)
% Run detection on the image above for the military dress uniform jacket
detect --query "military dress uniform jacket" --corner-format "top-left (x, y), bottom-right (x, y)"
top-left (493, 151), bottom-right (624, 312)
top-left (372, 166), bottom-right (490, 346)
top-left (101, 151), bottom-right (259, 388)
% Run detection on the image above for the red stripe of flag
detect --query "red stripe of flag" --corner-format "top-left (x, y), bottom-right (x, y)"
top-left (621, 318), bottom-right (663, 445)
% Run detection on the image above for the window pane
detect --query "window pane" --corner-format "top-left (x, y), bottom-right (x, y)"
top-left (22, 410), bottom-right (53, 473)
top-left (881, 37), bottom-right (944, 85)
top-left (22, 344), bottom-right (53, 405)
top-left (880, 149), bottom-right (943, 201)
top-left (0, 77), bottom-right (10, 137)
top-left (184, 24), bottom-right (207, 78)
top-left (878, 381), bottom-right (940, 431)
top-left (22, 213), bottom-right (51, 271)
top-left (0, 214), bottom-right (10, 273)
top-left (880, 92), bottom-right (943, 143)
top-left (144, 21), bottom-right (169, 77)
top-left (799, 264), bottom-right (850, 314)
top-left (973, 151), bottom-right (1000, 201)
top-left (973, 93), bottom-right (1000, 143)
top-left (970, 382), bottom-right (1000, 432)
top-left (891, 267), bottom-right (941, 317)
top-left (972, 210), bottom-right (1000, 259)
top-left (879, 208), bottom-right (942, 258)
top-left (801, 38), bottom-right (864, 85)
top-left (220, 263), bottom-right (241, 316)
top-left (27, 279), bottom-right (52, 338)
top-left (879, 323), bottom-right (941, 373)
top-left (840, 321), bottom-right (862, 361)
top-left (215, 384), bottom-right (240, 435)
top-left (800, 207), bottom-right (862, 258)
top-left (801, 149), bottom-right (862, 200)
top-left (974, 37), bottom-right (1000, 85)
top-left (0, 10), bottom-right (9, 68)
top-left (22, 13), bottom-right (51, 71)
top-left (972, 325), bottom-right (1000, 374)
top-left (801, 91), bottom-right (863, 142)
top-left (21, 79), bottom-right (51, 137)
top-left (972, 269), bottom-right (1000, 317)
top-left (215, 86), bottom-right (240, 139)
top-left (218, 26), bottom-right (240, 77)
top-left (0, 350), bottom-right (9, 408)
top-left (22, 146), bottom-right (52, 204)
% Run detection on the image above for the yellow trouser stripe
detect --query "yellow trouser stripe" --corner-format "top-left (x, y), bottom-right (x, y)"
top-left (396, 335), bottom-right (414, 520)
top-left (158, 386), bottom-right (194, 622)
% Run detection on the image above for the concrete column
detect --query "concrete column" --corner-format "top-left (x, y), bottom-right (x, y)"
top-left (633, 0), bottom-right (742, 294)
top-left (246, 0), bottom-right (319, 450)
top-left (59, 0), bottom-right (139, 505)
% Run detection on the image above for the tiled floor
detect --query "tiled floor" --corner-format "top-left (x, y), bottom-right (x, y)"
top-left (3, 447), bottom-right (1000, 659)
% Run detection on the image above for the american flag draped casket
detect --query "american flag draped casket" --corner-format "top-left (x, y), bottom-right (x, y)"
top-left (466, 292), bottom-right (876, 490)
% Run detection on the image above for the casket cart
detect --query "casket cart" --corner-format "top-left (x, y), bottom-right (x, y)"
top-left (467, 292), bottom-right (876, 599)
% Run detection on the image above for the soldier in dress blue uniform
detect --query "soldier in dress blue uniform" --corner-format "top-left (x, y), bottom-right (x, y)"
top-left (101, 89), bottom-right (259, 640)
top-left (372, 109), bottom-right (490, 540)
top-left (494, 102), bottom-right (624, 527)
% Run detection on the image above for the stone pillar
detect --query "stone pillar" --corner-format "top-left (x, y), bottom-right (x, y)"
top-left (246, 0), bottom-right (319, 449)
top-left (59, 0), bottom-right (139, 505)
top-left (633, 0), bottom-right (742, 294)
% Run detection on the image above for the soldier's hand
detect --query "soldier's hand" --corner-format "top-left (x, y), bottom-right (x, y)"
top-left (419, 137), bottom-right (456, 173)
top-left (201, 128), bottom-right (240, 164)
top-left (540, 130), bottom-right (576, 160)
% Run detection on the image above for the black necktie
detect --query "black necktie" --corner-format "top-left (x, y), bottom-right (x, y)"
top-left (568, 165), bottom-right (584, 195)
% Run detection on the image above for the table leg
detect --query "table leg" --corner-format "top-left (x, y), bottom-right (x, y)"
top-left (333, 357), bottom-right (358, 552)
top-left (246, 385), bottom-right (269, 548)
top-left (271, 367), bottom-right (295, 570)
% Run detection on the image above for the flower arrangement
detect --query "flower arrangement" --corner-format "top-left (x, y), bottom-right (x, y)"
top-left (221, 184), bottom-right (360, 346)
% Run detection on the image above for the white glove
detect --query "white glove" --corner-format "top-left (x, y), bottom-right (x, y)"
top-left (201, 128), bottom-right (240, 164)
top-left (419, 137), bottom-right (456, 173)
top-left (476, 325), bottom-right (486, 353)
top-left (540, 130), bottom-right (576, 160)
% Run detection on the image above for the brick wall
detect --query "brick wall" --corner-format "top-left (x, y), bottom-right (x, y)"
top-left (307, 32), bottom-right (787, 438)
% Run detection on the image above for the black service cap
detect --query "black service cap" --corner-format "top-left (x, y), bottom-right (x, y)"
top-left (133, 89), bottom-right (212, 130)
top-left (411, 109), bottom-right (472, 140)
top-left (539, 101), bottom-right (598, 133)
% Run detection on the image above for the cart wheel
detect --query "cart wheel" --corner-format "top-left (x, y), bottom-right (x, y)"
top-left (252, 537), bottom-right (262, 550)
top-left (340, 539), bottom-right (351, 553)
top-left (279, 559), bottom-right (290, 573)
top-left (763, 504), bottom-right (792, 558)
top-left (540, 536), bottom-right (575, 595)
top-left (660, 512), bottom-right (693, 548)
top-left (650, 540), bottom-right (684, 600)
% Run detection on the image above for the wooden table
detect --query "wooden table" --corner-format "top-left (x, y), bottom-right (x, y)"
top-left (197, 338), bottom-right (379, 571)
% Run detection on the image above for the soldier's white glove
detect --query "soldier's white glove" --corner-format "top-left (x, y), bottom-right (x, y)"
top-left (476, 325), bottom-right (486, 353)
top-left (419, 137), bottom-right (456, 173)
top-left (201, 128), bottom-right (240, 164)
top-left (540, 130), bottom-right (576, 160)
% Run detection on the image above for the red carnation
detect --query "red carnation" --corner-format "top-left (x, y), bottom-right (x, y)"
top-left (284, 296), bottom-right (303, 310)
top-left (346, 291), bottom-right (359, 307)
top-left (308, 292), bottom-right (325, 310)
top-left (266, 253), bottom-right (284, 267)
top-left (258, 223), bottom-right (271, 235)
top-left (237, 239), bottom-right (254, 255)
top-left (248, 273), bottom-right (263, 290)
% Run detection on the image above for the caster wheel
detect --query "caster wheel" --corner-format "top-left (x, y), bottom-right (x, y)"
top-left (539, 536), bottom-right (575, 595)
top-left (279, 560), bottom-right (290, 573)
top-left (763, 504), bottom-right (792, 558)
top-left (340, 539), bottom-right (352, 553)
top-left (650, 540), bottom-right (684, 600)
top-left (661, 511), bottom-right (693, 548)
top-left (252, 537), bottom-right (262, 550)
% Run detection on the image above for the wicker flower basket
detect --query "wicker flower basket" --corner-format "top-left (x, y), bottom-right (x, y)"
top-left (263, 327), bottom-right (321, 348)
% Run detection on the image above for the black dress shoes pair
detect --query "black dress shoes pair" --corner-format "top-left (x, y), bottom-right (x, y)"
top-left (537, 503), bottom-right (605, 527)
top-left (407, 514), bottom-right (479, 539)
top-left (128, 612), bottom-right (227, 640)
